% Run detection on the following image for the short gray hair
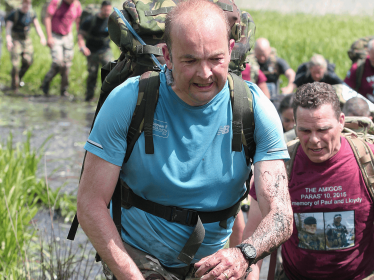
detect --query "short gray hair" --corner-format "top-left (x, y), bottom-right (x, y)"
top-left (368, 39), bottom-right (374, 52)
top-left (309, 54), bottom-right (327, 69)
top-left (343, 97), bottom-right (370, 117)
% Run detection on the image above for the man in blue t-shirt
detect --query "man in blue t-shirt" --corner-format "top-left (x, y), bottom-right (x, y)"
top-left (77, 1), bottom-right (292, 279)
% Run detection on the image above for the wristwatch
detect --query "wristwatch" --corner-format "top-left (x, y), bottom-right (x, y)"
top-left (236, 243), bottom-right (257, 275)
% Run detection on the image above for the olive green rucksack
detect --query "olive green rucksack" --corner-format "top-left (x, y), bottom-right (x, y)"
top-left (347, 36), bottom-right (374, 91)
top-left (4, 0), bottom-right (22, 17)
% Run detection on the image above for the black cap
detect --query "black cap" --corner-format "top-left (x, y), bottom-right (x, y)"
top-left (304, 216), bottom-right (317, 225)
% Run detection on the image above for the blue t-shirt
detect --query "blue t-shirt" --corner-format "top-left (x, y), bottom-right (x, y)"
top-left (85, 69), bottom-right (289, 267)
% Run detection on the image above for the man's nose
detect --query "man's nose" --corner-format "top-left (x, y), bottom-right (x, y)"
top-left (309, 132), bottom-right (320, 144)
top-left (197, 61), bottom-right (212, 79)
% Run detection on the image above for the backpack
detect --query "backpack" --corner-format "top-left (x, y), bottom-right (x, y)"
top-left (41, 0), bottom-right (60, 25)
top-left (285, 116), bottom-right (374, 202)
top-left (347, 36), bottom-right (374, 64)
top-left (4, 0), bottom-right (22, 16)
top-left (79, 3), bottom-right (100, 32)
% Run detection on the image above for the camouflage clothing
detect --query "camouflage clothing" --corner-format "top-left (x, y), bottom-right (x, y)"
top-left (297, 230), bottom-right (324, 251)
top-left (86, 48), bottom-right (113, 100)
top-left (101, 241), bottom-right (200, 280)
top-left (10, 32), bottom-right (33, 89)
top-left (326, 223), bottom-right (349, 248)
top-left (42, 32), bottom-right (74, 95)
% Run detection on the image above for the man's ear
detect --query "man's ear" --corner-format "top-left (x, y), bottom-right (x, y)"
top-left (339, 112), bottom-right (345, 131)
top-left (162, 45), bottom-right (172, 70)
top-left (228, 39), bottom-right (235, 55)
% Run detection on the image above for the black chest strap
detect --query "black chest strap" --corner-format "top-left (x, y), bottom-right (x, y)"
top-left (121, 178), bottom-right (250, 265)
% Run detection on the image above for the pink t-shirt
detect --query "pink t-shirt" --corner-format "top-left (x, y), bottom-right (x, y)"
top-left (250, 137), bottom-right (374, 280)
top-left (344, 56), bottom-right (374, 99)
top-left (48, 0), bottom-right (82, 35)
top-left (241, 63), bottom-right (267, 85)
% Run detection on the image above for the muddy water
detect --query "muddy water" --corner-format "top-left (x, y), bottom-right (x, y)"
top-left (0, 94), bottom-right (103, 279)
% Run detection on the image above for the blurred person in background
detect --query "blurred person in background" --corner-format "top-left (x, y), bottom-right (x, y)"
top-left (293, 54), bottom-right (343, 90)
top-left (41, 0), bottom-right (82, 97)
top-left (344, 39), bottom-right (374, 102)
top-left (241, 58), bottom-right (271, 98)
top-left (343, 97), bottom-right (372, 119)
top-left (77, 0), bottom-right (112, 102)
top-left (255, 38), bottom-right (296, 97)
top-left (0, 10), bottom-right (5, 59)
top-left (5, 0), bottom-right (46, 93)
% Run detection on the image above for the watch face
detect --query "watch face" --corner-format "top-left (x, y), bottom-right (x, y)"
top-left (243, 244), bottom-right (256, 259)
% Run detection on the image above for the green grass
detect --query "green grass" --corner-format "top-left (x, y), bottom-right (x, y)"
top-left (1, 9), bottom-right (374, 98)
top-left (246, 11), bottom-right (374, 85)
top-left (0, 132), bottom-right (77, 278)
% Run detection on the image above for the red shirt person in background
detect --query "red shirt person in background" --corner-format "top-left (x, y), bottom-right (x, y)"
top-left (41, 0), bottom-right (82, 97)
top-left (242, 63), bottom-right (271, 98)
top-left (344, 39), bottom-right (374, 102)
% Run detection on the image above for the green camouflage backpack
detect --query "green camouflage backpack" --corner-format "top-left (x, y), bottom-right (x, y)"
top-left (41, 0), bottom-right (61, 25)
top-left (348, 36), bottom-right (374, 64)
top-left (4, 0), bottom-right (22, 16)
top-left (79, 4), bottom-right (100, 29)
top-left (286, 116), bottom-right (374, 202)
top-left (347, 36), bottom-right (374, 91)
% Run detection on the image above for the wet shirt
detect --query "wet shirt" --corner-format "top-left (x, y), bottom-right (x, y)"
top-left (85, 69), bottom-right (289, 268)
top-left (6, 9), bottom-right (36, 35)
top-left (242, 63), bottom-right (267, 85)
top-left (250, 137), bottom-right (374, 280)
top-left (48, 0), bottom-right (82, 35)
top-left (79, 15), bottom-right (109, 53)
top-left (344, 56), bottom-right (374, 100)
top-left (259, 56), bottom-right (290, 84)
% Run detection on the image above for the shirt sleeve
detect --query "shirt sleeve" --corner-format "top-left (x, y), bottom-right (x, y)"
top-left (79, 17), bottom-right (91, 32)
top-left (257, 69), bottom-right (267, 84)
top-left (326, 71), bottom-right (343, 84)
top-left (6, 11), bottom-right (15, 22)
top-left (47, 0), bottom-right (60, 16)
top-left (344, 63), bottom-right (358, 89)
top-left (246, 82), bottom-right (290, 163)
top-left (84, 76), bottom-right (140, 166)
top-left (276, 57), bottom-right (291, 74)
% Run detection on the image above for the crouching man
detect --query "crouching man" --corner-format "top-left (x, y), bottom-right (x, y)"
top-left (77, 1), bottom-right (292, 279)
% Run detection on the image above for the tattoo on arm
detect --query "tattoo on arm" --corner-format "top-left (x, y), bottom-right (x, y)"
top-left (245, 167), bottom-right (293, 262)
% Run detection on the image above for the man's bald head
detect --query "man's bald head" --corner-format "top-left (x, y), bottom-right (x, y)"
top-left (255, 37), bottom-right (271, 63)
top-left (164, 0), bottom-right (230, 55)
top-left (343, 97), bottom-right (371, 117)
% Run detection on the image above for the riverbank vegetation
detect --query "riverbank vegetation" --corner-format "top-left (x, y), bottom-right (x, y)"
top-left (1, 7), bottom-right (374, 99)
top-left (0, 132), bottom-right (82, 278)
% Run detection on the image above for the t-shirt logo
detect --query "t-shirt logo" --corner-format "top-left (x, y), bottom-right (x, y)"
top-left (153, 119), bottom-right (169, 138)
top-left (217, 125), bottom-right (230, 135)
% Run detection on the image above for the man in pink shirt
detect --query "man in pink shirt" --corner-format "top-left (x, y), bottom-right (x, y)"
top-left (344, 39), bottom-right (374, 102)
top-left (41, 0), bottom-right (82, 97)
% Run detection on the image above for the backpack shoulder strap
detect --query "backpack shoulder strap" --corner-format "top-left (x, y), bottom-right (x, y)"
top-left (227, 73), bottom-right (256, 166)
top-left (355, 59), bottom-right (366, 92)
top-left (344, 135), bottom-right (374, 202)
top-left (87, 13), bottom-right (97, 35)
top-left (285, 138), bottom-right (300, 180)
top-left (124, 71), bottom-right (160, 163)
top-left (14, 9), bottom-right (19, 24)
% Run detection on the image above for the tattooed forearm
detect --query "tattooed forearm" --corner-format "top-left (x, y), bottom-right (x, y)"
top-left (244, 161), bottom-right (293, 263)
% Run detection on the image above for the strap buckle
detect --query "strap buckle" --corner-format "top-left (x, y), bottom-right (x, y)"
top-left (170, 207), bottom-right (198, 227)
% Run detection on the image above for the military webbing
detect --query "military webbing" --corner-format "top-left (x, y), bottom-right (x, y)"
top-left (345, 136), bottom-right (374, 202)
top-left (355, 59), bottom-right (366, 92)
top-left (136, 45), bottom-right (163, 56)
